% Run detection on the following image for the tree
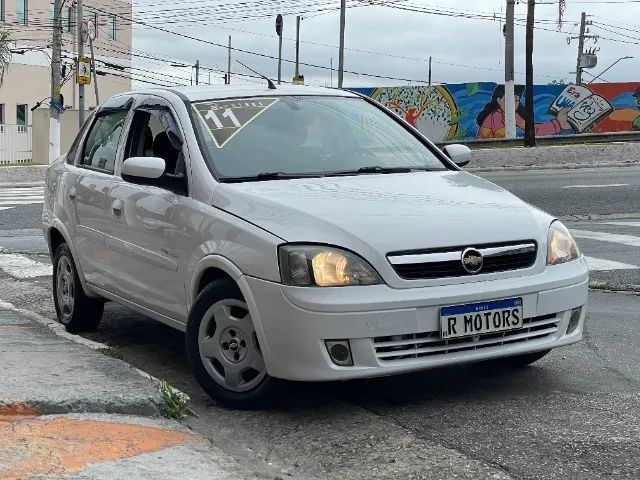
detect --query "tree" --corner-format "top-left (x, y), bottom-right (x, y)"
top-left (0, 29), bottom-right (13, 88)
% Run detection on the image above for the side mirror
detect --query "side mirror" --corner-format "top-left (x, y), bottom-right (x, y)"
top-left (442, 144), bottom-right (472, 167)
top-left (121, 156), bottom-right (166, 179)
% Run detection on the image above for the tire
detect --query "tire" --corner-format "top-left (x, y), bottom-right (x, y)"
top-left (185, 279), bottom-right (278, 409)
top-left (503, 349), bottom-right (551, 368)
top-left (53, 243), bottom-right (104, 333)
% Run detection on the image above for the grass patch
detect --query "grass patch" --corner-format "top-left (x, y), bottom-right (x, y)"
top-left (98, 346), bottom-right (124, 360)
top-left (158, 379), bottom-right (197, 420)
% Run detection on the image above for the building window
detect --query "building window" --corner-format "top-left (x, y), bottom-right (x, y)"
top-left (107, 14), bottom-right (115, 40)
top-left (16, 104), bottom-right (28, 130)
top-left (0, 104), bottom-right (4, 124)
top-left (1, 0), bottom-right (5, 22)
top-left (15, 0), bottom-right (27, 25)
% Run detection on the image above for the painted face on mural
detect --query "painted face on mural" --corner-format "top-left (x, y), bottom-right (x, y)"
top-left (497, 94), bottom-right (521, 112)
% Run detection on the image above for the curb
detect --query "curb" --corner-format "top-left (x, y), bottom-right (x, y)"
top-left (560, 212), bottom-right (640, 222)
top-left (0, 299), bottom-right (193, 418)
top-left (468, 161), bottom-right (638, 173)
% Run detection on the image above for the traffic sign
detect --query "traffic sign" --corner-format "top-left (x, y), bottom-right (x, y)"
top-left (275, 14), bottom-right (283, 36)
top-left (87, 20), bottom-right (96, 41)
top-left (81, 20), bottom-right (89, 44)
top-left (77, 56), bottom-right (92, 85)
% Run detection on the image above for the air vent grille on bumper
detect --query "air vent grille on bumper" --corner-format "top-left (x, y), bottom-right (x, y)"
top-left (373, 314), bottom-right (558, 362)
top-left (388, 241), bottom-right (537, 280)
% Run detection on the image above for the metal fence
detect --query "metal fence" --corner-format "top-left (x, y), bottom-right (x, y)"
top-left (0, 125), bottom-right (32, 165)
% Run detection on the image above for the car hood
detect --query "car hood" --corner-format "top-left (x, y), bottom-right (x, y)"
top-left (212, 171), bottom-right (552, 255)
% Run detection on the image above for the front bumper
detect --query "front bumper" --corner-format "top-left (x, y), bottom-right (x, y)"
top-left (241, 258), bottom-right (589, 381)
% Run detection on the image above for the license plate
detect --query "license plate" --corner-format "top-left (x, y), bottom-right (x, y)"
top-left (440, 298), bottom-right (523, 339)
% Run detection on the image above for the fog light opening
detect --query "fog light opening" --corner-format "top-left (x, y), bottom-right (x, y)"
top-left (567, 307), bottom-right (583, 335)
top-left (325, 340), bottom-right (353, 366)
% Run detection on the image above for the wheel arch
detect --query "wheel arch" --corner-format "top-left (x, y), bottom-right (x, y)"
top-left (45, 221), bottom-right (101, 299)
top-left (189, 255), bottom-right (274, 373)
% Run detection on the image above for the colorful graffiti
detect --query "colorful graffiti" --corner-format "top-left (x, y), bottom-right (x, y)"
top-left (351, 82), bottom-right (640, 143)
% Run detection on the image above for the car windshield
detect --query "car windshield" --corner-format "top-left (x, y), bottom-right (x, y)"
top-left (190, 95), bottom-right (448, 181)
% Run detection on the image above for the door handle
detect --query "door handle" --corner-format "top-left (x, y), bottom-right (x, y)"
top-left (111, 199), bottom-right (124, 217)
top-left (68, 187), bottom-right (77, 200)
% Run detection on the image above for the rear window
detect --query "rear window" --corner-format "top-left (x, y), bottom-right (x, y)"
top-left (191, 96), bottom-right (447, 180)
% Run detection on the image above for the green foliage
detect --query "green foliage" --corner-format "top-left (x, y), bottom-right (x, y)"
top-left (158, 379), bottom-right (197, 420)
top-left (98, 346), bottom-right (124, 360)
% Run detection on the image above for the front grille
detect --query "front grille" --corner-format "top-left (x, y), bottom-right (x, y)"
top-left (373, 314), bottom-right (559, 362)
top-left (388, 241), bottom-right (537, 280)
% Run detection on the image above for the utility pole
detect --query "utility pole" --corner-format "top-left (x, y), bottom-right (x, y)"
top-left (575, 12), bottom-right (587, 85)
top-left (50, 0), bottom-right (63, 163)
top-left (71, 4), bottom-right (76, 109)
top-left (89, 36), bottom-right (99, 106)
top-left (195, 59), bottom-right (200, 85)
top-left (428, 56), bottom-right (432, 86)
top-left (525, 0), bottom-right (536, 147)
top-left (338, 0), bottom-right (346, 88)
top-left (504, 0), bottom-right (516, 139)
top-left (227, 35), bottom-right (231, 84)
top-left (276, 14), bottom-right (283, 85)
top-left (77, 0), bottom-right (85, 127)
top-left (295, 16), bottom-right (301, 77)
top-left (330, 58), bottom-right (333, 88)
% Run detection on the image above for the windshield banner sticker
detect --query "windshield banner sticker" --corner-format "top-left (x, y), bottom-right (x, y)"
top-left (193, 98), bottom-right (279, 148)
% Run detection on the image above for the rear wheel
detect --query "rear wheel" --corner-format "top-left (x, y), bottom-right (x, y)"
top-left (53, 243), bottom-right (104, 333)
top-left (185, 279), bottom-right (278, 409)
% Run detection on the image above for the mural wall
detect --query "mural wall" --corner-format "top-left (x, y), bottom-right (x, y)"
top-left (351, 82), bottom-right (640, 143)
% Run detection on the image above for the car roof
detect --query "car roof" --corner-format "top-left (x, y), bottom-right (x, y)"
top-left (128, 84), bottom-right (359, 103)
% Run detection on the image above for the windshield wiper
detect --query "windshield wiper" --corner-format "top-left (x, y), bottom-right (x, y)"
top-left (326, 166), bottom-right (413, 177)
top-left (220, 172), bottom-right (322, 183)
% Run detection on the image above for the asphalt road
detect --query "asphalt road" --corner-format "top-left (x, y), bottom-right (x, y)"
top-left (478, 166), bottom-right (640, 218)
top-left (1, 168), bottom-right (640, 478)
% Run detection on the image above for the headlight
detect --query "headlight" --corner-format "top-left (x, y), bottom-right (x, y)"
top-left (547, 221), bottom-right (580, 265)
top-left (279, 245), bottom-right (382, 287)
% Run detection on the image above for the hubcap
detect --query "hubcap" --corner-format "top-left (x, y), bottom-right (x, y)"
top-left (56, 256), bottom-right (74, 323)
top-left (198, 299), bottom-right (266, 393)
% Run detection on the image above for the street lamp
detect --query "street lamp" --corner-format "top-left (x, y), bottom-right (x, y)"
top-left (588, 56), bottom-right (634, 84)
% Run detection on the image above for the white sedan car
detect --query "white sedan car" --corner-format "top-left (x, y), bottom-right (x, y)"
top-left (43, 85), bottom-right (588, 408)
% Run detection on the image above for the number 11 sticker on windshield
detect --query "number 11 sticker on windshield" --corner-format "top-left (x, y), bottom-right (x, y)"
top-left (192, 98), bottom-right (279, 148)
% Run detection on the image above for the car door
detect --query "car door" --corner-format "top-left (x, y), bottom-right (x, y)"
top-left (103, 95), bottom-right (191, 322)
top-left (69, 96), bottom-right (133, 291)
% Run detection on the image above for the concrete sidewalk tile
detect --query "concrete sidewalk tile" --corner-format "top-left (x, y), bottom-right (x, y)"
top-left (0, 307), bottom-right (164, 416)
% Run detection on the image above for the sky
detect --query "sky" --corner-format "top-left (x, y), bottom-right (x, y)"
top-left (131, 0), bottom-right (640, 89)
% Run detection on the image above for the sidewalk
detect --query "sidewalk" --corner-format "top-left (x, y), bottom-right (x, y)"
top-left (0, 302), bottom-right (268, 479)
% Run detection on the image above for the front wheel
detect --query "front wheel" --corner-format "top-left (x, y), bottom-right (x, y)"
top-left (185, 279), bottom-right (278, 409)
top-left (52, 243), bottom-right (104, 333)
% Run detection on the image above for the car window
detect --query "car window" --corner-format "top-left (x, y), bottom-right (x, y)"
top-left (66, 113), bottom-right (95, 165)
top-left (191, 96), bottom-right (448, 180)
top-left (80, 110), bottom-right (128, 174)
top-left (125, 107), bottom-right (186, 179)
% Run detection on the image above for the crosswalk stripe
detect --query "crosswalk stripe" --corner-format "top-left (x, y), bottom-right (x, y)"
top-left (0, 200), bottom-right (43, 206)
top-left (584, 256), bottom-right (639, 271)
top-left (605, 221), bottom-right (640, 228)
top-left (0, 195), bottom-right (44, 200)
top-left (0, 252), bottom-right (52, 278)
top-left (570, 229), bottom-right (640, 248)
top-left (0, 185), bottom-right (45, 210)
